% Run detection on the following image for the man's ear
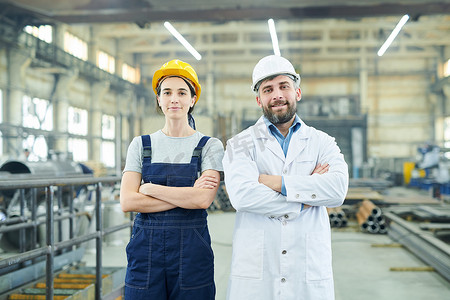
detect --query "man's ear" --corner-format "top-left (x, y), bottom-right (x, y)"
top-left (256, 96), bottom-right (262, 108)
top-left (296, 88), bottom-right (302, 102)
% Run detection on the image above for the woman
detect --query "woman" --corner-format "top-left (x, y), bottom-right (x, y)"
top-left (120, 59), bottom-right (224, 300)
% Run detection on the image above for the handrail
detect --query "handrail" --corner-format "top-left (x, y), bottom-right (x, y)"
top-left (0, 176), bottom-right (125, 300)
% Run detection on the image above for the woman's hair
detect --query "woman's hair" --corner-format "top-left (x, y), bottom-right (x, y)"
top-left (155, 76), bottom-right (196, 115)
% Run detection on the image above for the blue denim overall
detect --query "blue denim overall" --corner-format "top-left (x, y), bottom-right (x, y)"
top-left (124, 135), bottom-right (215, 300)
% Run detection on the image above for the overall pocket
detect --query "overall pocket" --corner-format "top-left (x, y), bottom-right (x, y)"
top-left (125, 225), bottom-right (152, 288)
top-left (180, 226), bottom-right (214, 289)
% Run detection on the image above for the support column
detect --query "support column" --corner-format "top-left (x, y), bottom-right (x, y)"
top-left (115, 91), bottom-right (132, 174)
top-left (90, 81), bottom-right (110, 162)
top-left (6, 49), bottom-right (31, 155)
top-left (206, 72), bottom-right (215, 116)
top-left (359, 49), bottom-right (369, 114)
top-left (357, 49), bottom-right (369, 177)
top-left (52, 69), bottom-right (79, 153)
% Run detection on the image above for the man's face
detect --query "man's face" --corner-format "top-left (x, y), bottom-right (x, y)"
top-left (256, 75), bottom-right (301, 125)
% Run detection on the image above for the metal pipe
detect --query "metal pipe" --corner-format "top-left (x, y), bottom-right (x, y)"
top-left (356, 210), bottom-right (369, 231)
top-left (386, 211), bottom-right (450, 281)
top-left (103, 222), bottom-right (133, 235)
top-left (19, 189), bottom-right (25, 253)
top-left (31, 188), bottom-right (37, 251)
top-left (69, 185), bottom-right (75, 243)
top-left (379, 223), bottom-right (388, 234)
top-left (54, 232), bottom-right (99, 251)
top-left (57, 187), bottom-right (63, 243)
top-left (362, 199), bottom-right (382, 217)
top-left (45, 186), bottom-right (54, 300)
top-left (0, 247), bottom-right (49, 269)
top-left (367, 222), bottom-right (380, 234)
top-left (0, 176), bottom-right (120, 190)
top-left (95, 183), bottom-right (102, 300)
top-left (0, 212), bottom-right (80, 234)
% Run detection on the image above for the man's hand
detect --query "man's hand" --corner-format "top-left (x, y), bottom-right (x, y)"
top-left (303, 163), bottom-right (329, 210)
top-left (258, 174), bottom-right (282, 193)
top-left (194, 173), bottom-right (219, 189)
top-left (312, 163), bottom-right (329, 175)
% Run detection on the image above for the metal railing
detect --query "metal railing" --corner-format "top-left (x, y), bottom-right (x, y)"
top-left (0, 176), bottom-right (129, 300)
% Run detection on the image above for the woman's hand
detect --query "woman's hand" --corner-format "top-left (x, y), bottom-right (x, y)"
top-left (194, 173), bottom-right (219, 189)
top-left (139, 182), bottom-right (154, 195)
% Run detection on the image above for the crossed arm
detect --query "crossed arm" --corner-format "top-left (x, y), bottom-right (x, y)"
top-left (120, 169), bottom-right (220, 213)
top-left (258, 163), bottom-right (330, 193)
top-left (258, 163), bottom-right (330, 209)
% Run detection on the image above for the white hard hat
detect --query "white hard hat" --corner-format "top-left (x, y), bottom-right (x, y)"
top-left (251, 55), bottom-right (301, 93)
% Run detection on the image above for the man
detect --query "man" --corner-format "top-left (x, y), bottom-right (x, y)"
top-left (222, 55), bottom-right (349, 300)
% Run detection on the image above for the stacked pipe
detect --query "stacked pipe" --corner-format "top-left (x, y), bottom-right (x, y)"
top-left (327, 207), bottom-right (348, 228)
top-left (356, 199), bottom-right (387, 234)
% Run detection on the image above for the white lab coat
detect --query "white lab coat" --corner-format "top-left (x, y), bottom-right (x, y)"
top-left (223, 116), bottom-right (349, 300)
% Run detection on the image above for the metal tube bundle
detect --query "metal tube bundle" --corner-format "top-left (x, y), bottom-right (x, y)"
top-left (356, 200), bottom-right (387, 234)
top-left (327, 207), bottom-right (348, 228)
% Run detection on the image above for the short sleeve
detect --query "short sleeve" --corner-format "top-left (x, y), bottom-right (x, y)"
top-left (201, 137), bottom-right (224, 173)
top-left (123, 136), bottom-right (143, 174)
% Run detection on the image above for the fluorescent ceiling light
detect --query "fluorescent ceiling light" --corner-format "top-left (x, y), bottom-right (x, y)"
top-left (164, 21), bottom-right (202, 60)
top-left (268, 19), bottom-right (281, 56)
top-left (377, 14), bottom-right (410, 57)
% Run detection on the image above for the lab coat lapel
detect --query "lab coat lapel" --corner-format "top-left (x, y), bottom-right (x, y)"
top-left (285, 123), bottom-right (309, 166)
top-left (253, 117), bottom-right (285, 162)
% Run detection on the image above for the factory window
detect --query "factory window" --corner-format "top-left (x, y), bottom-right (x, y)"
top-left (68, 106), bottom-right (88, 135)
top-left (24, 25), bottom-right (52, 43)
top-left (98, 50), bottom-right (115, 73)
top-left (64, 32), bottom-right (88, 61)
top-left (22, 96), bottom-right (53, 131)
top-left (23, 135), bottom-right (47, 161)
top-left (0, 89), bottom-right (2, 157)
top-left (122, 63), bottom-right (140, 84)
top-left (445, 117), bottom-right (450, 159)
top-left (444, 59), bottom-right (450, 78)
top-left (101, 142), bottom-right (115, 167)
top-left (102, 115), bottom-right (115, 139)
top-left (101, 115), bottom-right (115, 167)
top-left (68, 138), bottom-right (88, 162)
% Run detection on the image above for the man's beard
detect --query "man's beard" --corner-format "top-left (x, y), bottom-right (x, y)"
top-left (262, 100), bottom-right (297, 125)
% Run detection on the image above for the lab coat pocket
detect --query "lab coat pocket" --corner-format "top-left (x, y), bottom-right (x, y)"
top-left (231, 229), bottom-right (264, 280)
top-left (294, 157), bottom-right (316, 175)
top-left (306, 232), bottom-right (332, 282)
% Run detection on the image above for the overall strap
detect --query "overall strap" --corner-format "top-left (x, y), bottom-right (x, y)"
top-left (141, 135), bottom-right (152, 171)
top-left (191, 136), bottom-right (211, 172)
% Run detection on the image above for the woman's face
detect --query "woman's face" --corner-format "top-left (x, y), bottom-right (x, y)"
top-left (157, 77), bottom-right (196, 119)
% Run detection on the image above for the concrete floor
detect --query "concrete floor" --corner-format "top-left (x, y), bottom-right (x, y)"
top-left (84, 211), bottom-right (450, 300)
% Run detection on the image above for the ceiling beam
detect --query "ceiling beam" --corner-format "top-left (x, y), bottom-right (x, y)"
top-left (2, 2), bottom-right (450, 24)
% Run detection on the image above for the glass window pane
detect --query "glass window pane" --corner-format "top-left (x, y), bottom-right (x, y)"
top-left (101, 141), bottom-right (115, 167)
top-left (102, 115), bottom-right (115, 139)
top-left (68, 138), bottom-right (88, 162)
top-left (68, 106), bottom-right (88, 135)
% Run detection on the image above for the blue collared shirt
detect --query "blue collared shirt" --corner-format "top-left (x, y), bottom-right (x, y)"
top-left (263, 115), bottom-right (301, 196)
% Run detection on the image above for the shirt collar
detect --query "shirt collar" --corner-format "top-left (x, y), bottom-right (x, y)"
top-left (263, 115), bottom-right (301, 136)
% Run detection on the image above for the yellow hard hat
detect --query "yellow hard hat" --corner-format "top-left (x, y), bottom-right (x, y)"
top-left (152, 59), bottom-right (201, 103)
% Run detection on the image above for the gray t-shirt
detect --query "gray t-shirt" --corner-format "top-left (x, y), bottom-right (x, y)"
top-left (123, 130), bottom-right (224, 176)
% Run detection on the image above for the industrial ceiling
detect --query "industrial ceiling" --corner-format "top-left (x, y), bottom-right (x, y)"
top-left (1, 0), bottom-right (450, 23)
top-left (0, 0), bottom-right (449, 75)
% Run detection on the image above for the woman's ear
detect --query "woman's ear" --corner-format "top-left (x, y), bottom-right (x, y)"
top-left (156, 95), bottom-right (161, 106)
top-left (191, 96), bottom-right (197, 107)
